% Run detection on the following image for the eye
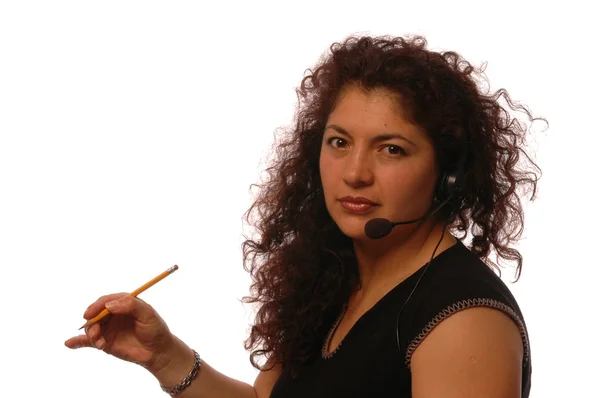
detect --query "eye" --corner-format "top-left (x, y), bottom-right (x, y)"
top-left (327, 137), bottom-right (348, 149)
top-left (384, 145), bottom-right (407, 156)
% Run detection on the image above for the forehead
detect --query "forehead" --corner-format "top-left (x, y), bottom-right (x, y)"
top-left (326, 85), bottom-right (426, 142)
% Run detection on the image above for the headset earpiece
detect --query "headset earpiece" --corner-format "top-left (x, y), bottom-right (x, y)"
top-left (436, 149), bottom-right (467, 200)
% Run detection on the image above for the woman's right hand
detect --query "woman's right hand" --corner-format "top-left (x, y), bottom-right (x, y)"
top-left (64, 293), bottom-right (179, 374)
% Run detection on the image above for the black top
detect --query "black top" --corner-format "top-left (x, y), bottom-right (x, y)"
top-left (270, 240), bottom-right (531, 397)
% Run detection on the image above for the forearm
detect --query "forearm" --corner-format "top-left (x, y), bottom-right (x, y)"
top-left (151, 336), bottom-right (256, 398)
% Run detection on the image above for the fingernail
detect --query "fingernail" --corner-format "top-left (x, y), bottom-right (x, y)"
top-left (96, 338), bottom-right (105, 350)
top-left (105, 301), bottom-right (118, 311)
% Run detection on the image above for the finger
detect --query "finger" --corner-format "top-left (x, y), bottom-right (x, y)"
top-left (85, 322), bottom-right (102, 342)
top-left (64, 335), bottom-right (94, 349)
top-left (104, 295), bottom-right (155, 323)
top-left (83, 292), bottom-right (129, 320)
top-left (84, 324), bottom-right (108, 350)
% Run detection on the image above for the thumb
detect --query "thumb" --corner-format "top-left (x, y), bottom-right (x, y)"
top-left (105, 295), bottom-right (155, 323)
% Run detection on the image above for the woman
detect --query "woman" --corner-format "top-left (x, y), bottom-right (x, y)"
top-left (65, 34), bottom-right (543, 397)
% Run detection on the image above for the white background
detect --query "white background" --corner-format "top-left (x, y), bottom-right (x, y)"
top-left (0, 1), bottom-right (597, 397)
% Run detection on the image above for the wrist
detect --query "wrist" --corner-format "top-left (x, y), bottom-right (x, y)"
top-left (161, 350), bottom-right (202, 396)
top-left (149, 336), bottom-right (197, 388)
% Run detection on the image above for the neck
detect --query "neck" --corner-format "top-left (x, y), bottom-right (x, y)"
top-left (351, 218), bottom-right (456, 295)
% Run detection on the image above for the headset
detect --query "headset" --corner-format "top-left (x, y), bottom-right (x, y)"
top-left (380, 147), bottom-right (468, 358)
top-left (364, 149), bottom-right (468, 240)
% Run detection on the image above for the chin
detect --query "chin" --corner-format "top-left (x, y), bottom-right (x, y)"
top-left (339, 229), bottom-right (368, 240)
top-left (333, 217), bottom-right (372, 240)
top-left (327, 203), bottom-right (384, 240)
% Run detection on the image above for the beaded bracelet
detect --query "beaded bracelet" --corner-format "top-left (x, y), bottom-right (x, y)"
top-left (160, 350), bottom-right (202, 396)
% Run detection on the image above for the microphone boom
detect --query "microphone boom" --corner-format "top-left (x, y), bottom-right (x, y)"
top-left (363, 195), bottom-right (453, 239)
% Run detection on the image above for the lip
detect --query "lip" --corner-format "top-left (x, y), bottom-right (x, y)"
top-left (338, 196), bottom-right (378, 205)
top-left (338, 196), bottom-right (379, 214)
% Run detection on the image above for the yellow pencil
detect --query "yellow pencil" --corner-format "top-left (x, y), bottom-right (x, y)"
top-left (78, 265), bottom-right (179, 330)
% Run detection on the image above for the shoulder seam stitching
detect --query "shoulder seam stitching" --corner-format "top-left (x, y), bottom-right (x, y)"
top-left (404, 297), bottom-right (530, 369)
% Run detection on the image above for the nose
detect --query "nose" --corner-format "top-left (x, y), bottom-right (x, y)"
top-left (343, 151), bottom-right (374, 188)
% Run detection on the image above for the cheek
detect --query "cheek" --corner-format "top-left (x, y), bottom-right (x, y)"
top-left (411, 172), bottom-right (438, 202)
top-left (319, 150), bottom-right (335, 186)
top-left (382, 166), bottom-right (436, 200)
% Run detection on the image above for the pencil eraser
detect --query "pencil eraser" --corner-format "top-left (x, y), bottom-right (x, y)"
top-left (174, 264), bottom-right (179, 270)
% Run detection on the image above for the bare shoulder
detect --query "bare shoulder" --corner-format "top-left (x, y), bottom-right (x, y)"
top-left (253, 358), bottom-right (282, 398)
top-left (410, 306), bottom-right (524, 398)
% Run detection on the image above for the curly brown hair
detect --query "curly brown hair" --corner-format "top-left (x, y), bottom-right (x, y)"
top-left (241, 34), bottom-right (544, 377)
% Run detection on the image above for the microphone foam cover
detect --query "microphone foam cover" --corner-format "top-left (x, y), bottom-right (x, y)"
top-left (364, 218), bottom-right (394, 239)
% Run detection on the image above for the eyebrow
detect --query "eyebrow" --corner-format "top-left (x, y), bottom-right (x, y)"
top-left (325, 124), bottom-right (416, 147)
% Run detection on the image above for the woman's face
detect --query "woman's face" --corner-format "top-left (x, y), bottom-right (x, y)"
top-left (319, 85), bottom-right (439, 241)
